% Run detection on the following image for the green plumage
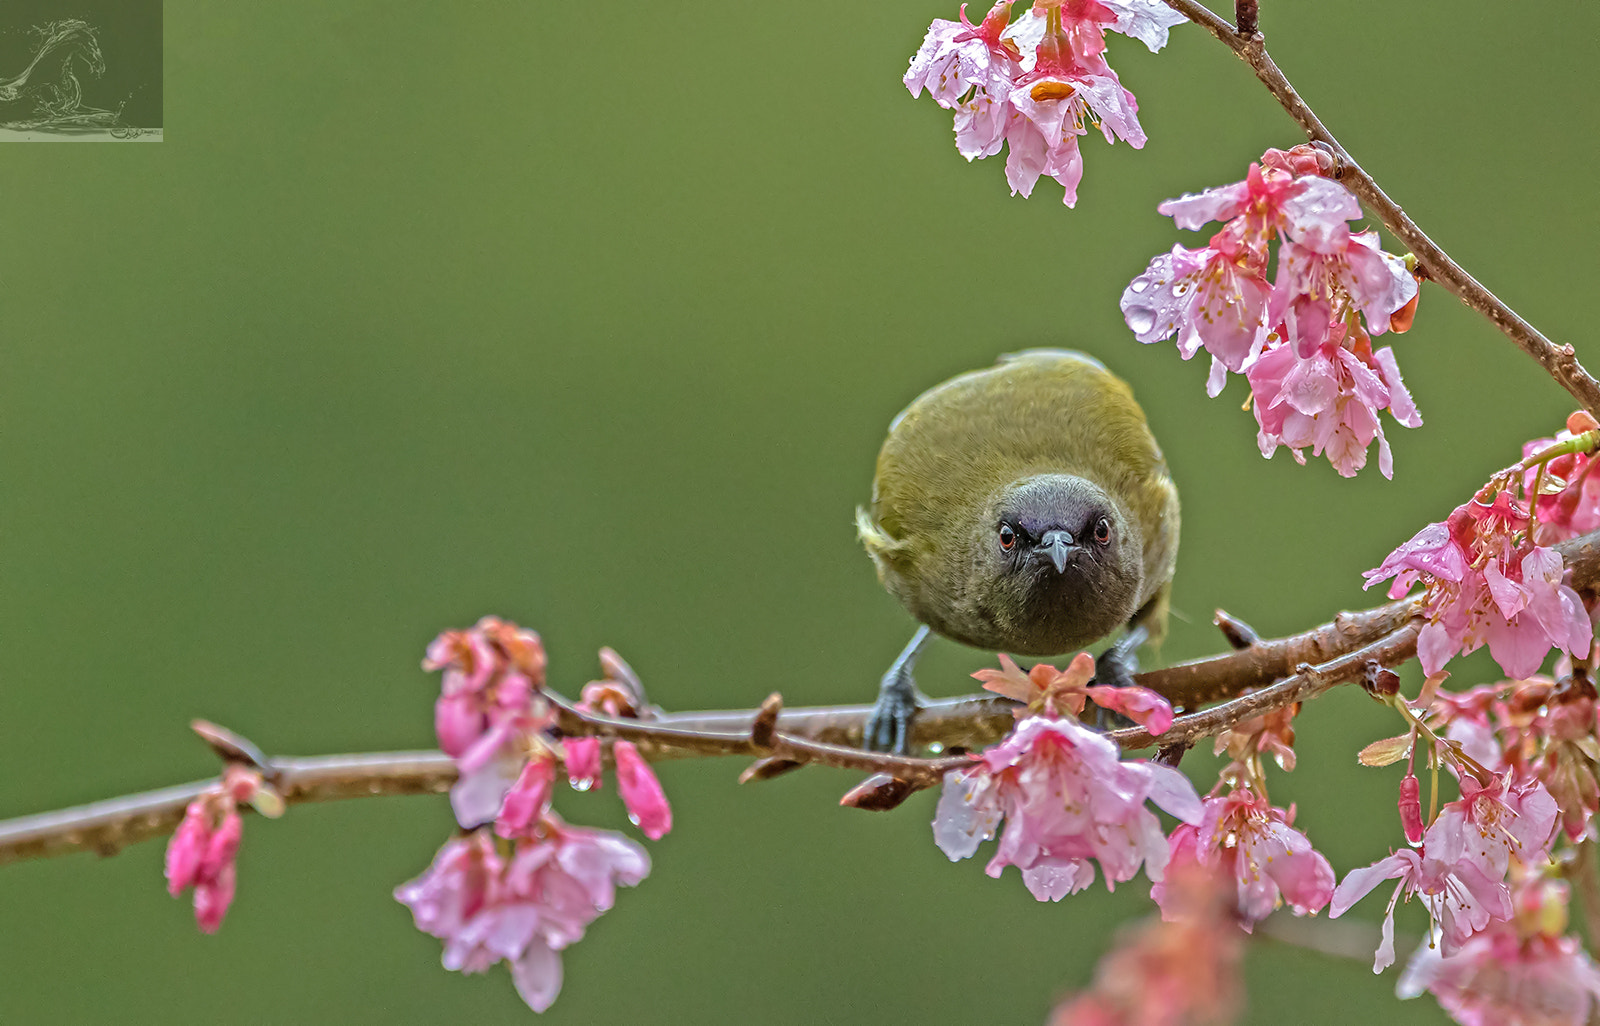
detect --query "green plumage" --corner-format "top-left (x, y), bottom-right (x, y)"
top-left (857, 349), bottom-right (1179, 657)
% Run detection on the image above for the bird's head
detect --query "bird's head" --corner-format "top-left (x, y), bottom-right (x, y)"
top-left (981, 473), bottom-right (1146, 653)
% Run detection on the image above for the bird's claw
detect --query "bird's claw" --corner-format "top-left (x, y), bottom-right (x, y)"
top-left (1090, 625), bottom-right (1148, 730)
top-left (865, 665), bottom-right (924, 754)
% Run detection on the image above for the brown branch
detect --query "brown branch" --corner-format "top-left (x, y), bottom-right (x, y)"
top-left (1109, 622), bottom-right (1419, 751)
top-left (4, 528), bottom-right (1596, 868)
top-left (1160, 0), bottom-right (1600, 418)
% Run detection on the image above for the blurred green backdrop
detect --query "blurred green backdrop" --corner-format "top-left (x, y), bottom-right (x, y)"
top-left (2, 2), bottom-right (1595, 1023)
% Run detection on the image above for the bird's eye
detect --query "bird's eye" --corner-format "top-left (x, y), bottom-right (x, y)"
top-left (1093, 517), bottom-right (1112, 545)
top-left (998, 524), bottom-right (1016, 551)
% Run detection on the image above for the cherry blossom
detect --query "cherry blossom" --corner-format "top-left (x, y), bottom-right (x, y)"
top-left (1122, 146), bottom-right (1420, 477)
top-left (395, 820), bottom-right (650, 1014)
top-left (1365, 492), bottom-right (1592, 679)
top-left (1426, 775), bottom-right (1557, 882)
top-left (1330, 846), bottom-right (1510, 972)
top-left (932, 714), bottom-right (1201, 900)
top-left (1398, 875), bottom-right (1600, 1026)
top-left (1051, 858), bottom-right (1241, 1026)
top-left (972, 651), bottom-right (1174, 733)
top-left (424, 617), bottom-right (553, 827)
top-left (1154, 789), bottom-right (1334, 930)
top-left (905, 0), bottom-right (1183, 205)
top-left (1523, 411), bottom-right (1600, 545)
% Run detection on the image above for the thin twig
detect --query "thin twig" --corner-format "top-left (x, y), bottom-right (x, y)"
top-left (1159, 0), bottom-right (1600, 418)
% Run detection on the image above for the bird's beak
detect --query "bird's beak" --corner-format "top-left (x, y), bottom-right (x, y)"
top-left (1039, 529), bottom-right (1076, 574)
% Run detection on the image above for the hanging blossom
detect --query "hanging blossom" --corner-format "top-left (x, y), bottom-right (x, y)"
top-left (904, 0), bottom-right (1184, 206)
top-left (164, 764), bottom-right (283, 933)
top-left (1522, 410), bottom-right (1600, 545)
top-left (395, 819), bottom-right (650, 1014)
top-left (1423, 672), bottom-right (1600, 846)
top-left (1332, 758), bottom-right (1558, 972)
top-left (1121, 145), bottom-right (1420, 477)
top-left (1364, 479), bottom-right (1593, 680)
top-left (1050, 858), bottom-right (1242, 1026)
top-left (426, 616), bottom-right (554, 827)
top-left (933, 652), bottom-right (1201, 901)
top-left (1153, 787), bottom-right (1334, 931)
top-left (1397, 868), bottom-right (1600, 1026)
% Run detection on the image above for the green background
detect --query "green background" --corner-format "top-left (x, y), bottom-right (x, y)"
top-left (1, 2), bottom-right (1592, 1023)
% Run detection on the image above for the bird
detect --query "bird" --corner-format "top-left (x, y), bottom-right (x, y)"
top-left (856, 349), bottom-right (1180, 752)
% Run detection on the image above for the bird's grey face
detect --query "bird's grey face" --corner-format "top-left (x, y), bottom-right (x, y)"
top-left (984, 474), bottom-right (1144, 652)
top-left (995, 478), bottom-right (1123, 579)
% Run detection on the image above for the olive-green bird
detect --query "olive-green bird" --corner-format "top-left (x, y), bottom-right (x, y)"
top-left (857, 349), bottom-right (1180, 752)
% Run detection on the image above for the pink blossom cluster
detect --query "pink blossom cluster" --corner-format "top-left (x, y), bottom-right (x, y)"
top-left (164, 764), bottom-right (278, 933)
top-left (932, 704), bottom-right (1201, 900)
top-left (1364, 489), bottom-right (1593, 679)
top-left (410, 620), bottom-right (674, 1012)
top-left (395, 821), bottom-right (650, 1013)
top-left (1051, 858), bottom-right (1242, 1026)
top-left (1333, 763), bottom-right (1559, 972)
top-left (904, 0), bottom-right (1184, 205)
top-left (1397, 874), bottom-right (1600, 1026)
top-left (1523, 410), bottom-right (1600, 545)
top-left (1429, 674), bottom-right (1600, 846)
top-left (1154, 787), bottom-right (1334, 931)
top-left (1121, 146), bottom-right (1421, 477)
top-left (426, 616), bottom-right (555, 826)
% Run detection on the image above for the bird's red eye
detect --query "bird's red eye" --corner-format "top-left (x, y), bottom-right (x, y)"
top-left (1093, 517), bottom-right (1112, 545)
top-left (998, 524), bottom-right (1016, 551)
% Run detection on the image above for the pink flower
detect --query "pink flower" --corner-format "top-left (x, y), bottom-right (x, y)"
top-left (1399, 924), bottom-right (1600, 1026)
top-left (1246, 327), bottom-right (1418, 479)
top-left (1333, 775), bottom-right (1552, 972)
top-left (907, 0), bottom-right (1182, 205)
top-left (932, 715), bottom-right (1201, 901)
top-left (1123, 148), bottom-right (1421, 476)
top-left (424, 618), bottom-right (554, 828)
top-left (1366, 497), bottom-right (1592, 678)
top-left (904, 0), bottom-right (1021, 109)
top-left (1050, 857), bottom-right (1242, 1026)
top-left (972, 651), bottom-right (1174, 733)
top-left (613, 741), bottom-right (672, 840)
top-left (395, 820), bottom-right (650, 1014)
top-left (1155, 790), bottom-right (1334, 929)
top-left (1120, 241), bottom-right (1271, 390)
top-left (1427, 775), bottom-right (1557, 883)
top-left (1271, 229), bottom-right (1416, 355)
top-left (563, 737), bottom-right (603, 791)
top-left (1331, 846), bottom-right (1511, 971)
top-left (164, 765), bottom-right (270, 934)
top-left (1398, 875), bottom-right (1600, 1026)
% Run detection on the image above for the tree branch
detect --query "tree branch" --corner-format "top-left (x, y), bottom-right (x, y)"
top-left (4, 528), bottom-right (1597, 867)
top-left (1159, 0), bottom-right (1600, 418)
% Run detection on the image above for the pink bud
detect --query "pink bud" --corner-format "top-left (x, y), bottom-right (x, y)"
top-left (1398, 772), bottom-right (1424, 845)
top-left (199, 811), bottom-right (243, 880)
top-left (495, 756), bottom-right (557, 838)
top-left (563, 737), bottom-right (603, 792)
top-left (165, 803), bottom-right (210, 895)
top-left (193, 862), bottom-right (237, 934)
top-left (613, 741), bottom-right (672, 840)
top-left (435, 694), bottom-right (484, 758)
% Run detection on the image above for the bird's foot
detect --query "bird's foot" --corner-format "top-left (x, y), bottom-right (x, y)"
top-left (865, 626), bottom-right (932, 754)
top-left (1089, 624), bottom-right (1148, 731)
